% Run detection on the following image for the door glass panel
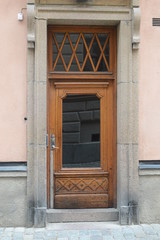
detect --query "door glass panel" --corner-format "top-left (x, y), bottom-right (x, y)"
top-left (62, 94), bottom-right (100, 168)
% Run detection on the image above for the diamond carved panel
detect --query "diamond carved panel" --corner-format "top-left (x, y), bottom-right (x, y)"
top-left (55, 176), bottom-right (108, 194)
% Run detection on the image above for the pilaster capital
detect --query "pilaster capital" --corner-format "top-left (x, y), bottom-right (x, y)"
top-left (27, 0), bottom-right (35, 3)
top-left (132, 0), bottom-right (139, 7)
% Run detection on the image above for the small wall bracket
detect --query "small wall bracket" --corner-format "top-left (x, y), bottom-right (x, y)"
top-left (132, 7), bottom-right (141, 49)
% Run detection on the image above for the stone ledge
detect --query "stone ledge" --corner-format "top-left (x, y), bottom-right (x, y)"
top-left (0, 172), bottom-right (27, 177)
top-left (35, 0), bottom-right (129, 6)
top-left (47, 208), bottom-right (119, 223)
top-left (36, 5), bottom-right (131, 13)
top-left (139, 169), bottom-right (160, 176)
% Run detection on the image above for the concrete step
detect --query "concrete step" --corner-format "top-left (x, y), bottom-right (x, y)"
top-left (46, 208), bottom-right (119, 223)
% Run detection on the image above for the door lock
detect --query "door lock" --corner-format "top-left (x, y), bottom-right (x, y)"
top-left (50, 134), bottom-right (59, 150)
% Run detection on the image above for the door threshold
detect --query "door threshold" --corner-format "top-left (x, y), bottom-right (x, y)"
top-left (46, 208), bottom-right (119, 223)
top-left (46, 221), bottom-right (120, 230)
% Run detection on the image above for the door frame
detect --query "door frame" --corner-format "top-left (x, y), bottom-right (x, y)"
top-left (26, 3), bottom-right (140, 227)
top-left (47, 25), bottom-right (117, 209)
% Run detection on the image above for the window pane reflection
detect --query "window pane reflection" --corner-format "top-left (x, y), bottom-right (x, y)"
top-left (62, 95), bottom-right (100, 168)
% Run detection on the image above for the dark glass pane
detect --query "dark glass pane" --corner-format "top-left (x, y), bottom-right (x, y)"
top-left (75, 37), bottom-right (85, 67)
top-left (62, 95), bottom-right (100, 168)
top-left (61, 36), bottom-right (72, 67)
top-left (104, 40), bottom-right (110, 68)
top-left (55, 33), bottom-right (65, 47)
top-left (54, 57), bottom-right (65, 71)
top-left (83, 57), bottom-right (93, 71)
top-left (97, 33), bottom-right (109, 70)
top-left (84, 33), bottom-right (93, 48)
top-left (97, 57), bottom-right (108, 72)
top-left (70, 57), bottom-right (79, 71)
top-left (97, 33), bottom-right (108, 48)
top-left (90, 37), bottom-right (101, 69)
top-left (69, 33), bottom-right (79, 47)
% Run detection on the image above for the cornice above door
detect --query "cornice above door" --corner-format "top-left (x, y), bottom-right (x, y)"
top-left (35, 0), bottom-right (130, 7)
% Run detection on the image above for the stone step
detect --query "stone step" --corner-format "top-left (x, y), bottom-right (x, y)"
top-left (46, 208), bottom-right (119, 223)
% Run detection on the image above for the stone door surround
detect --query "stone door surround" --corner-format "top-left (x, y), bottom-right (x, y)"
top-left (27, 1), bottom-right (140, 227)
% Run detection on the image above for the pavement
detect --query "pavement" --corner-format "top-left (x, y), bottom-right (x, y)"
top-left (1, 222), bottom-right (160, 240)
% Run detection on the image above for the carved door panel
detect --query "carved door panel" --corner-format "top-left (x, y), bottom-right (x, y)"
top-left (47, 26), bottom-right (116, 209)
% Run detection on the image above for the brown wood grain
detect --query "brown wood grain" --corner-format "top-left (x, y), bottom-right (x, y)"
top-left (55, 194), bottom-right (108, 209)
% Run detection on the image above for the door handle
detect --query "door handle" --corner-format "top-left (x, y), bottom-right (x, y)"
top-left (50, 134), bottom-right (59, 150)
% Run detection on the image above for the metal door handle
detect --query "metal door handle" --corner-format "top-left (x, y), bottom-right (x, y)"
top-left (52, 146), bottom-right (59, 150)
top-left (50, 134), bottom-right (59, 150)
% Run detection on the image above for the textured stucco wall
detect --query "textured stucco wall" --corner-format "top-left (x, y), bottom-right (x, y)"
top-left (139, 0), bottom-right (160, 160)
top-left (0, 0), bottom-right (27, 162)
top-left (139, 171), bottom-right (160, 223)
top-left (0, 174), bottom-right (27, 226)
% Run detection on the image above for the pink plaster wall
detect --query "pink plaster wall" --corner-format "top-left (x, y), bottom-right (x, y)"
top-left (139, 0), bottom-right (160, 160)
top-left (0, 0), bottom-right (160, 162)
top-left (0, 0), bottom-right (27, 162)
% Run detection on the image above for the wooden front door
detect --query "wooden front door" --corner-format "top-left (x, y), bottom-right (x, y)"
top-left (47, 26), bottom-right (116, 209)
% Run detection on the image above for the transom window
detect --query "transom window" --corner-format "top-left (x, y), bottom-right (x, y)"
top-left (48, 26), bottom-right (113, 73)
